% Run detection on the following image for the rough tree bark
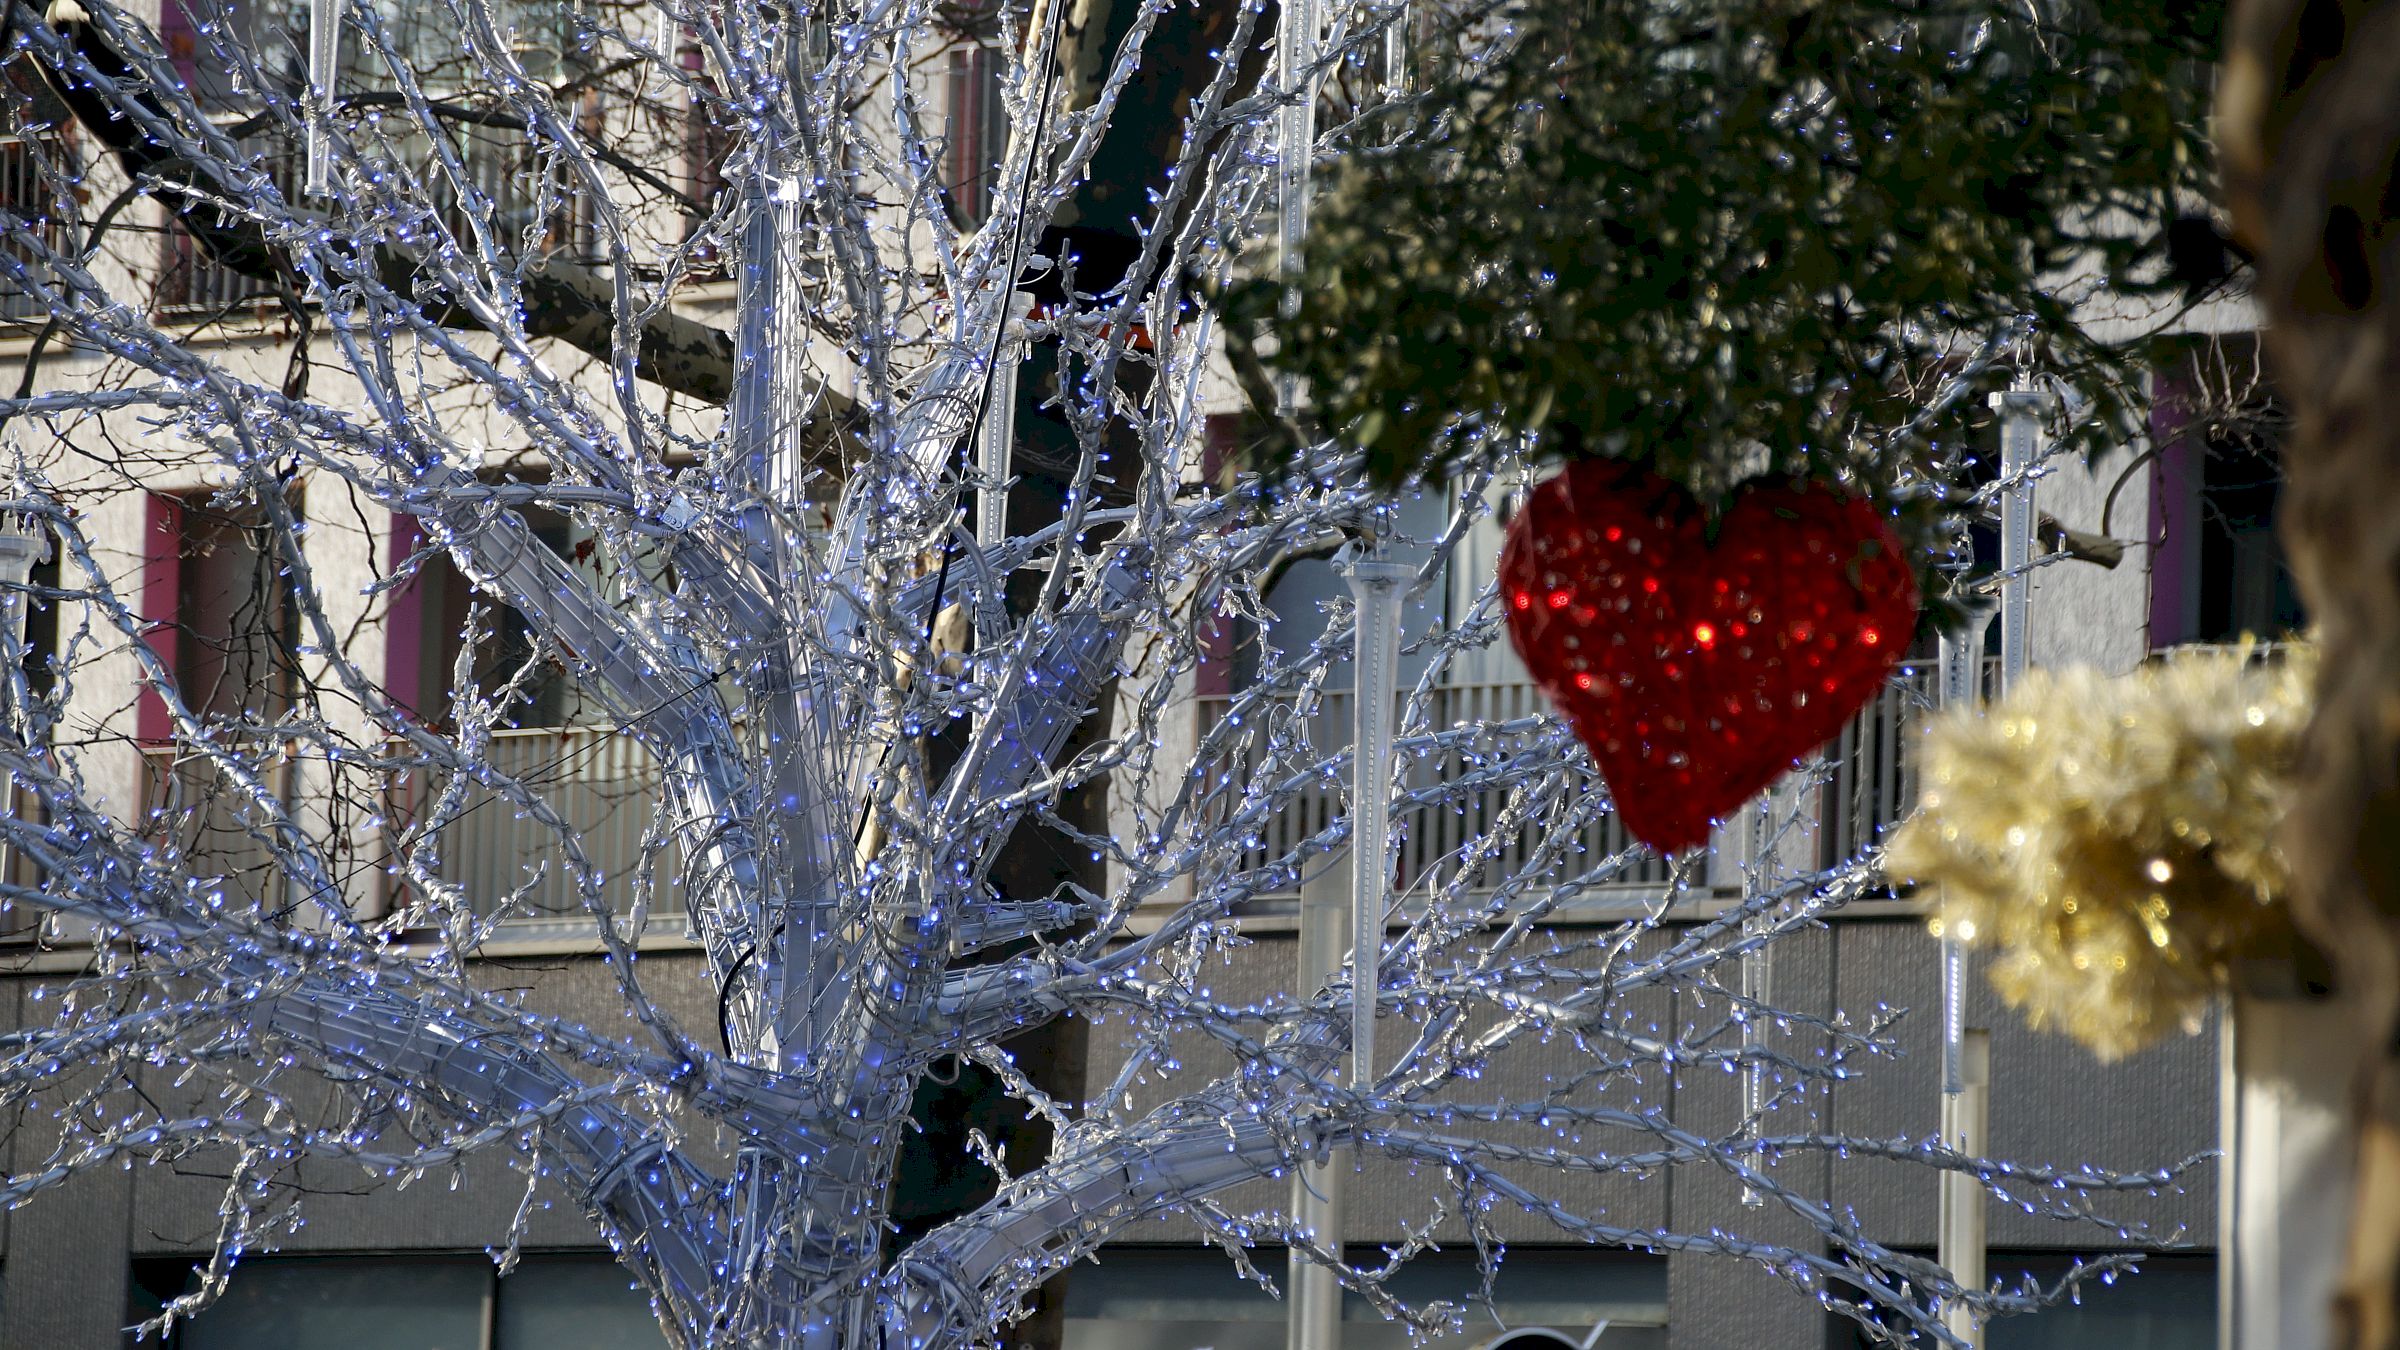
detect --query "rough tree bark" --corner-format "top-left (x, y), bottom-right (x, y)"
top-left (2220, 2), bottom-right (2400, 1344)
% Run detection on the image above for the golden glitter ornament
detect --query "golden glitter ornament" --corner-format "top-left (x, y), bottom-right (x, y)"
top-left (1886, 641), bottom-right (2313, 1060)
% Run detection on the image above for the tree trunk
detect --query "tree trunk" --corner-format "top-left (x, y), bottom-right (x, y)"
top-left (2219, 2), bottom-right (2400, 1343)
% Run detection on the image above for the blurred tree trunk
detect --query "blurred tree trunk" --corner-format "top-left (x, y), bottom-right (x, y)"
top-left (2220, 2), bottom-right (2400, 1344)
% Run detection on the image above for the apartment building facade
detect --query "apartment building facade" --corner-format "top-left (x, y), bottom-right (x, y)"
top-left (0, 2), bottom-right (2266, 1347)
top-left (0, 372), bottom-right (2256, 1350)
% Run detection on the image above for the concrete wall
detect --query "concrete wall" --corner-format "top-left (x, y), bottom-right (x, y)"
top-left (0, 948), bottom-right (727, 1346)
top-left (1081, 922), bottom-right (2216, 1350)
top-left (0, 919), bottom-right (2218, 1349)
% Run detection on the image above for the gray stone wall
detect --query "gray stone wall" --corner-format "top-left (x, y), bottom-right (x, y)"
top-left (0, 921), bottom-right (2217, 1349)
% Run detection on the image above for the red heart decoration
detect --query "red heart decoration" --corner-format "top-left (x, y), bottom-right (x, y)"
top-left (1500, 460), bottom-right (1919, 853)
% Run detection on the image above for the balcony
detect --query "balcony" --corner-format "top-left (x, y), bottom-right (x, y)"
top-left (387, 723), bottom-right (669, 926)
top-left (1193, 666), bottom-right (1939, 905)
top-left (156, 124), bottom-right (605, 324)
top-left (155, 130), bottom-right (300, 322)
top-left (0, 132), bottom-right (73, 326)
top-left (139, 743), bottom-right (294, 911)
top-left (140, 726), bottom-right (669, 935)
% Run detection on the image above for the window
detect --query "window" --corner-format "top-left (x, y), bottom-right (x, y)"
top-left (159, 0), bottom-right (307, 117)
top-left (166, 497), bottom-right (299, 724)
top-left (0, 58), bottom-right (77, 325)
top-left (388, 506), bottom-right (602, 732)
top-left (681, 36), bottom-right (736, 274)
top-left (943, 7), bottom-right (1010, 226)
top-left (382, 508), bottom-right (672, 925)
top-left (128, 1252), bottom-right (671, 1349)
top-left (445, 110), bottom-right (607, 267)
top-left (1062, 1247), bottom-right (1667, 1350)
top-left (2149, 339), bottom-right (2305, 649)
top-left (139, 492), bottom-right (305, 913)
top-left (2193, 433), bottom-right (2303, 643)
top-left (1830, 1251), bottom-right (2215, 1349)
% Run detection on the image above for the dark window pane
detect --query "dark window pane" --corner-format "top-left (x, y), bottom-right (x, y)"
top-left (495, 1254), bottom-right (670, 1350)
top-left (1063, 1248), bottom-right (1667, 1350)
top-left (167, 1256), bottom-right (487, 1350)
top-left (1984, 1254), bottom-right (2215, 1350)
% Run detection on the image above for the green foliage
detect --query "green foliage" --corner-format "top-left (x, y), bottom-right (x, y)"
top-left (1222, 0), bottom-right (2221, 521)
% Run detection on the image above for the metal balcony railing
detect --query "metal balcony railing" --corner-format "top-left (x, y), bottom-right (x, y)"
top-left (0, 133), bottom-right (72, 325)
top-left (390, 723), bottom-right (671, 923)
top-left (0, 776), bottom-right (45, 941)
top-left (156, 131), bottom-right (300, 321)
top-left (139, 743), bottom-right (295, 911)
top-left (2153, 636), bottom-right (2299, 664)
top-left (1197, 668), bottom-right (1949, 903)
top-left (1196, 681), bottom-right (1678, 903)
top-left (1814, 661), bottom-right (1940, 870)
top-left (157, 124), bottom-right (607, 322)
top-left (438, 128), bottom-right (607, 267)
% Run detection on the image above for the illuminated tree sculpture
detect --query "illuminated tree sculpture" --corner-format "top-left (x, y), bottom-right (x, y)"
top-left (0, 0), bottom-right (2207, 1345)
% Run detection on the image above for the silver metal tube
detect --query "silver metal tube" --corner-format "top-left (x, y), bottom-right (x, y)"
top-left (1934, 612), bottom-right (1989, 1097)
top-left (1274, 0), bottom-right (1318, 326)
top-left (1990, 389), bottom-right (2049, 697)
top-left (1935, 612), bottom-right (1988, 1345)
top-left (1934, 387), bottom-right (2046, 1347)
top-left (1278, 6), bottom-right (1336, 1344)
top-left (1938, 1030), bottom-right (1991, 1346)
top-left (1344, 557), bottom-right (1410, 1091)
top-left (306, 0), bottom-right (339, 194)
top-left (1289, 862), bottom-right (1350, 1350)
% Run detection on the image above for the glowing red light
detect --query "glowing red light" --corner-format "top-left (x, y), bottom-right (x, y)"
top-left (1692, 622), bottom-right (1716, 648)
top-left (1603, 526), bottom-right (1623, 542)
top-left (1860, 627), bottom-right (1880, 646)
top-left (1574, 672), bottom-right (1594, 690)
top-left (1548, 591), bottom-right (1570, 609)
top-left (1513, 591), bottom-right (1532, 611)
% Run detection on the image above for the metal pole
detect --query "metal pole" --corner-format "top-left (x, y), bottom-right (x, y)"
top-left (1938, 1030), bottom-right (1992, 1344)
top-left (1274, 0), bottom-right (1319, 343)
top-left (1276, 0), bottom-right (1338, 1342)
top-left (1286, 556), bottom-right (1408, 1350)
top-left (1931, 387), bottom-right (2048, 1345)
top-left (1935, 609), bottom-right (1991, 1102)
top-left (1934, 621), bottom-right (1985, 1344)
top-left (1737, 784), bottom-right (1783, 1208)
top-left (1289, 856), bottom-right (1349, 1350)
top-left (1345, 557), bottom-right (1410, 1093)
top-left (1990, 388), bottom-right (2050, 697)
